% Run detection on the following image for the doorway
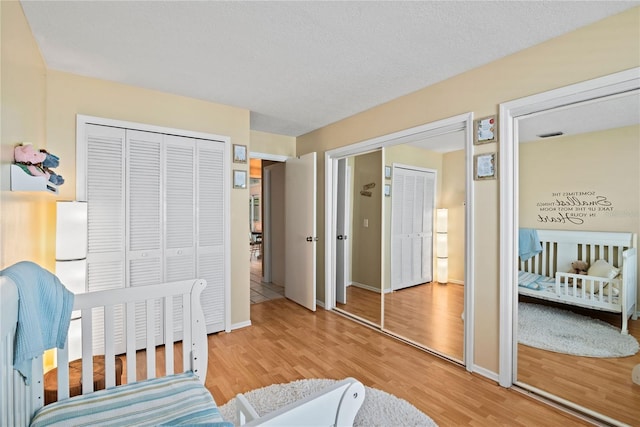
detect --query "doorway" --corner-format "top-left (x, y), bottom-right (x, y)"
top-left (248, 156), bottom-right (285, 304)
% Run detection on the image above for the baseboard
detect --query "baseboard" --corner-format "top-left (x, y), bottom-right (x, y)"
top-left (231, 320), bottom-right (252, 331)
top-left (350, 281), bottom-right (382, 293)
top-left (470, 364), bottom-right (499, 383)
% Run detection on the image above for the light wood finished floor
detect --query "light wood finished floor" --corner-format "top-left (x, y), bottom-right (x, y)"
top-left (337, 283), bottom-right (464, 360)
top-left (518, 296), bottom-right (640, 425)
top-left (116, 291), bottom-right (637, 426)
top-left (205, 299), bottom-right (590, 426)
top-left (336, 284), bottom-right (640, 425)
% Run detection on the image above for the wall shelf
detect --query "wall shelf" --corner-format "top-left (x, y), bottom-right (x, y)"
top-left (10, 164), bottom-right (59, 194)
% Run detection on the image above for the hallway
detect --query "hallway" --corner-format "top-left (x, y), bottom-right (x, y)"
top-left (249, 256), bottom-right (284, 304)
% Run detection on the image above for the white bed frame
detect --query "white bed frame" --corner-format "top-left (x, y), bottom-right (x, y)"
top-left (0, 275), bottom-right (364, 426)
top-left (519, 230), bottom-right (638, 334)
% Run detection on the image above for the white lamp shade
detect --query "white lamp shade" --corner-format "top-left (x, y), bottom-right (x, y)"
top-left (437, 258), bottom-right (448, 283)
top-left (436, 233), bottom-right (448, 256)
top-left (55, 259), bottom-right (87, 294)
top-left (56, 201), bottom-right (88, 260)
top-left (436, 208), bottom-right (448, 233)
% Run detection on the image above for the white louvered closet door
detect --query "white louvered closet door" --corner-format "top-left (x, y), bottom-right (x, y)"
top-left (126, 130), bottom-right (164, 346)
top-left (391, 166), bottom-right (435, 290)
top-left (196, 139), bottom-right (226, 333)
top-left (419, 173), bottom-right (435, 282)
top-left (83, 121), bottom-right (228, 347)
top-left (84, 124), bottom-right (127, 354)
top-left (164, 135), bottom-right (197, 339)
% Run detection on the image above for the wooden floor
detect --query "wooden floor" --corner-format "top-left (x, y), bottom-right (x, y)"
top-left (518, 296), bottom-right (640, 426)
top-left (203, 298), bottom-right (592, 426)
top-left (337, 283), bottom-right (464, 360)
top-left (336, 284), bottom-right (640, 425)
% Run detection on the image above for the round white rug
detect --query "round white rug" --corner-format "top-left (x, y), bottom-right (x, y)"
top-left (219, 378), bottom-right (437, 427)
top-left (518, 302), bottom-right (639, 358)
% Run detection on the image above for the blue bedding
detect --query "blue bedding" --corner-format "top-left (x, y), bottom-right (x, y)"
top-left (518, 271), bottom-right (555, 291)
top-left (30, 371), bottom-right (232, 427)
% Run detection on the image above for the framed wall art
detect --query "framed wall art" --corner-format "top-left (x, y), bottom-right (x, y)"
top-left (233, 144), bottom-right (247, 163)
top-left (474, 152), bottom-right (497, 180)
top-left (473, 115), bottom-right (498, 145)
top-left (233, 169), bottom-right (247, 189)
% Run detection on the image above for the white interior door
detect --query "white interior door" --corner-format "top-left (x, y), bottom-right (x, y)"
top-left (285, 152), bottom-right (317, 311)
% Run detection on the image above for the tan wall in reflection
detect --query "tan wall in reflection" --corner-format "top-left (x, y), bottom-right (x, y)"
top-left (351, 151), bottom-right (382, 290)
top-left (520, 124), bottom-right (640, 307)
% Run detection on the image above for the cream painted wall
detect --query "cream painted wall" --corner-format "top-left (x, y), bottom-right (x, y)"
top-left (297, 8), bottom-right (640, 374)
top-left (520, 125), bottom-right (640, 307)
top-left (350, 150), bottom-right (382, 290)
top-left (1, 1), bottom-right (55, 271)
top-left (250, 130), bottom-right (295, 157)
top-left (44, 70), bottom-right (252, 326)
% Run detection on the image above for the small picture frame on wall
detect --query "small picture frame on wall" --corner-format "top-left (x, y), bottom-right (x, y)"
top-left (233, 169), bottom-right (247, 189)
top-left (473, 115), bottom-right (498, 145)
top-left (385, 166), bottom-right (391, 179)
top-left (384, 184), bottom-right (391, 197)
top-left (474, 152), bottom-right (497, 180)
top-left (233, 144), bottom-right (247, 163)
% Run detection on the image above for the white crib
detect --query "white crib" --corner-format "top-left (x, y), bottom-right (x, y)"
top-left (518, 229), bottom-right (638, 334)
top-left (0, 272), bottom-right (365, 426)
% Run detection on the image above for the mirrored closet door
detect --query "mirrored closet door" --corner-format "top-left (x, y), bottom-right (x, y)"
top-left (327, 114), bottom-right (473, 366)
top-left (513, 88), bottom-right (640, 425)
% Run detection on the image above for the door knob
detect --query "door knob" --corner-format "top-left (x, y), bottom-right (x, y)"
top-left (337, 235), bottom-right (344, 240)
top-left (306, 236), bottom-right (313, 242)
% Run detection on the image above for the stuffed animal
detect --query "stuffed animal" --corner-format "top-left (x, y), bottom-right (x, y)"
top-left (14, 144), bottom-right (50, 179)
top-left (569, 260), bottom-right (589, 275)
top-left (40, 149), bottom-right (60, 168)
top-left (39, 150), bottom-right (64, 185)
top-left (567, 260), bottom-right (589, 285)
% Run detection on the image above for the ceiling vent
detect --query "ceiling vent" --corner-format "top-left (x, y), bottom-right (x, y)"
top-left (537, 131), bottom-right (564, 138)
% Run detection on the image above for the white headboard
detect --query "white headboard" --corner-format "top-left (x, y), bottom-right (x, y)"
top-left (526, 229), bottom-right (636, 275)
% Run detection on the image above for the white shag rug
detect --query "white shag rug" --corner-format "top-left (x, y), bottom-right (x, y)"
top-left (518, 302), bottom-right (639, 358)
top-left (219, 378), bottom-right (437, 427)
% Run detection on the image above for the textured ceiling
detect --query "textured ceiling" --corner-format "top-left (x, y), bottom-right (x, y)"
top-left (20, 1), bottom-right (638, 136)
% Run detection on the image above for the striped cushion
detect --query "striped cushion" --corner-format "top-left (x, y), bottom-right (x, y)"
top-left (30, 371), bottom-right (231, 427)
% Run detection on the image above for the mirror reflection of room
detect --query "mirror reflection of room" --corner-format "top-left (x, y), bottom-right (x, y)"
top-left (334, 128), bottom-right (466, 363)
top-left (382, 136), bottom-right (465, 362)
top-left (335, 150), bottom-right (383, 325)
top-left (516, 92), bottom-right (640, 425)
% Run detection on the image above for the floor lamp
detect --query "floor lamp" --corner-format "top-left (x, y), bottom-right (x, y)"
top-left (56, 201), bottom-right (88, 362)
top-left (436, 208), bottom-right (448, 284)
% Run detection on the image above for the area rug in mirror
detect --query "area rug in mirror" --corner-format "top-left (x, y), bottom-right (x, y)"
top-left (219, 378), bottom-right (438, 427)
top-left (518, 302), bottom-right (639, 358)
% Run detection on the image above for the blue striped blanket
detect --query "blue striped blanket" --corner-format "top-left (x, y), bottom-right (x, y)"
top-left (30, 371), bottom-right (232, 427)
top-left (518, 271), bottom-right (555, 291)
